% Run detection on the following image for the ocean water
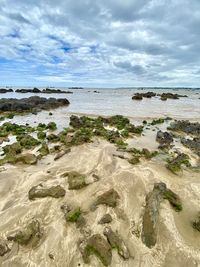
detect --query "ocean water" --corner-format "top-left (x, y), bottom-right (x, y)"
top-left (0, 88), bottom-right (200, 130)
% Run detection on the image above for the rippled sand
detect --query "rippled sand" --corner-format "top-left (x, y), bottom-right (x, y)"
top-left (1, 135), bottom-right (200, 267)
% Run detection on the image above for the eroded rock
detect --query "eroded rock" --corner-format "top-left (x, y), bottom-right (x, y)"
top-left (156, 130), bottom-right (173, 148)
top-left (93, 189), bottom-right (120, 209)
top-left (98, 214), bottom-right (112, 224)
top-left (29, 184), bottom-right (66, 200)
top-left (0, 239), bottom-right (10, 256)
top-left (7, 219), bottom-right (42, 246)
top-left (103, 226), bottom-right (130, 260)
top-left (79, 234), bottom-right (112, 266)
top-left (166, 153), bottom-right (191, 174)
top-left (63, 171), bottom-right (87, 190)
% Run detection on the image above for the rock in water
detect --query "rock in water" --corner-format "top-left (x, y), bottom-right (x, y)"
top-left (103, 226), bottom-right (130, 260)
top-left (156, 130), bottom-right (173, 148)
top-left (0, 239), bottom-right (10, 256)
top-left (7, 219), bottom-right (42, 246)
top-left (28, 184), bottom-right (66, 200)
top-left (98, 214), bottom-right (112, 224)
top-left (79, 234), bottom-right (112, 266)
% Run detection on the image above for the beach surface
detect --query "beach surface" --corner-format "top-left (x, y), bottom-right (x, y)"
top-left (0, 88), bottom-right (200, 267)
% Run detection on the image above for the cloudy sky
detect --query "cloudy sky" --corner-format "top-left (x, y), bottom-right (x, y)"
top-left (0, 0), bottom-right (200, 87)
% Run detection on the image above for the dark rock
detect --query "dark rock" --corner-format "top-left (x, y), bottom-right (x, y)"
top-left (166, 153), bottom-right (191, 174)
top-left (98, 214), bottom-right (112, 224)
top-left (103, 226), bottom-right (130, 259)
top-left (181, 137), bottom-right (200, 157)
top-left (28, 184), bottom-right (66, 200)
top-left (94, 189), bottom-right (120, 209)
top-left (17, 153), bottom-right (37, 165)
top-left (0, 96), bottom-right (70, 113)
top-left (0, 88), bottom-right (13, 93)
top-left (0, 239), bottom-right (10, 256)
top-left (7, 219), bottom-right (42, 246)
top-left (142, 182), bottom-right (182, 248)
top-left (168, 120), bottom-right (200, 136)
top-left (192, 213), bottom-right (200, 231)
top-left (159, 92), bottom-right (187, 99)
top-left (132, 95), bottom-right (143, 100)
top-left (79, 234), bottom-right (112, 266)
top-left (156, 130), bottom-right (173, 147)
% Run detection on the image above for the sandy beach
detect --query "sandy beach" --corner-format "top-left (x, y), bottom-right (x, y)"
top-left (0, 89), bottom-right (200, 267)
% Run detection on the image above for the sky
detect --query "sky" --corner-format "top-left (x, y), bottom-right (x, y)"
top-left (0, 0), bottom-right (200, 88)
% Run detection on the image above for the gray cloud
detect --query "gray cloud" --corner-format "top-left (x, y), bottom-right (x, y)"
top-left (0, 0), bottom-right (200, 87)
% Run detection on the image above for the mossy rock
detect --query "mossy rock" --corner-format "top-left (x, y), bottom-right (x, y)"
top-left (128, 156), bottom-right (140, 165)
top-left (47, 133), bottom-right (60, 142)
top-left (64, 171), bottom-right (87, 190)
top-left (47, 122), bottom-right (57, 131)
top-left (163, 189), bottom-right (182, 211)
top-left (38, 143), bottom-right (49, 157)
top-left (103, 226), bottom-right (130, 259)
top-left (166, 153), bottom-right (191, 174)
top-left (17, 134), bottom-right (40, 149)
top-left (17, 153), bottom-right (37, 165)
top-left (65, 207), bottom-right (82, 222)
top-left (80, 234), bottom-right (112, 266)
top-left (37, 131), bottom-right (46, 140)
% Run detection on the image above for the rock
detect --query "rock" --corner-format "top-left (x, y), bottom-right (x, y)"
top-left (166, 153), bottom-right (191, 174)
top-left (17, 134), bottom-right (40, 149)
top-left (181, 137), bottom-right (200, 157)
top-left (38, 143), bottom-right (49, 157)
top-left (156, 130), bottom-right (173, 147)
top-left (61, 205), bottom-right (86, 228)
top-left (7, 219), bottom-right (42, 246)
top-left (98, 214), bottom-right (112, 224)
top-left (28, 184), bottom-right (66, 200)
top-left (159, 92), bottom-right (187, 100)
top-left (128, 156), bottom-right (140, 165)
top-left (142, 182), bottom-right (182, 248)
top-left (163, 189), bottom-right (182, 211)
top-left (0, 238), bottom-right (10, 256)
top-left (17, 153), bottom-right (37, 164)
top-left (54, 148), bottom-right (71, 161)
top-left (0, 96), bottom-right (70, 113)
top-left (168, 120), bottom-right (200, 136)
top-left (132, 95), bottom-right (143, 100)
top-left (79, 234), bottom-right (112, 266)
top-left (64, 171), bottom-right (87, 190)
top-left (0, 88), bottom-right (13, 93)
top-left (94, 189), bottom-right (120, 209)
top-left (192, 212), bottom-right (200, 231)
top-left (103, 226), bottom-right (130, 260)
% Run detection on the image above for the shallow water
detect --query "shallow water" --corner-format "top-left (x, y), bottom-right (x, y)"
top-left (1, 88), bottom-right (200, 127)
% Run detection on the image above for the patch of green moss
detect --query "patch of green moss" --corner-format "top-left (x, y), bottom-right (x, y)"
top-left (65, 207), bottom-right (81, 222)
top-left (17, 134), bottom-right (40, 149)
top-left (47, 122), bottom-right (57, 131)
top-left (37, 131), bottom-right (46, 140)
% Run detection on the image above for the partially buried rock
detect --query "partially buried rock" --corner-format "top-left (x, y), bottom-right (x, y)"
top-left (142, 182), bottom-right (166, 248)
top-left (0, 238), bottom-right (10, 256)
top-left (17, 153), bottom-right (37, 165)
top-left (79, 234), bottom-right (112, 266)
top-left (63, 171), bottom-right (87, 190)
top-left (98, 214), bottom-right (112, 224)
top-left (61, 204), bottom-right (86, 228)
top-left (92, 189), bottom-right (120, 210)
top-left (192, 212), bottom-right (200, 232)
top-left (54, 148), bottom-right (71, 161)
top-left (142, 182), bottom-right (182, 248)
top-left (28, 184), bottom-right (66, 200)
top-left (7, 219), bottom-right (42, 246)
top-left (103, 226), bottom-right (130, 260)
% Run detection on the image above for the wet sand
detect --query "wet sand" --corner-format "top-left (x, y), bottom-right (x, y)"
top-left (0, 131), bottom-right (200, 266)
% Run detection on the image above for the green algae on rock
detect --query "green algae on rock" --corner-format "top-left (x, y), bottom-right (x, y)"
top-left (103, 226), bottom-right (130, 260)
top-left (28, 184), bottom-right (66, 200)
top-left (79, 234), bottom-right (112, 266)
top-left (166, 153), bottom-right (191, 174)
top-left (62, 171), bottom-right (87, 190)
